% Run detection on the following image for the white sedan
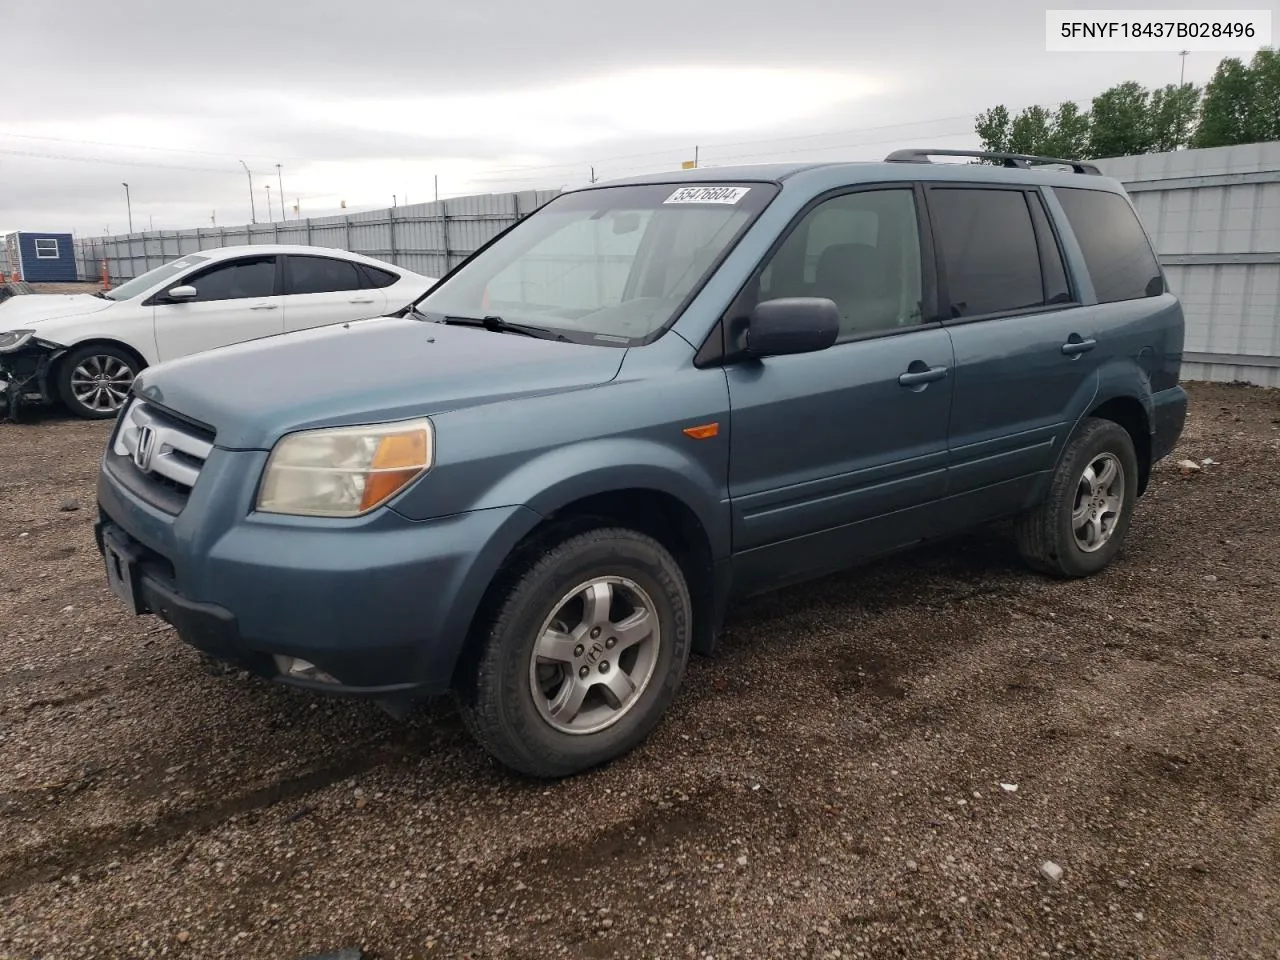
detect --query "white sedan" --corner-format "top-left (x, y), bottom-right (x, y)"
top-left (0, 245), bottom-right (436, 419)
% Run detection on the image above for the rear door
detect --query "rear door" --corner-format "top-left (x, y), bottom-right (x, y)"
top-left (282, 254), bottom-right (388, 332)
top-left (925, 184), bottom-right (1102, 510)
top-left (151, 254), bottom-right (283, 361)
top-left (725, 184), bottom-right (956, 592)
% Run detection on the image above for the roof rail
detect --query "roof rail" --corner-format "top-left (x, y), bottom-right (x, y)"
top-left (884, 148), bottom-right (1101, 175)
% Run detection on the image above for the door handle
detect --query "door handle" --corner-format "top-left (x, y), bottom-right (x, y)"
top-left (1061, 337), bottom-right (1096, 356)
top-left (898, 364), bottom-right (949, 387)
top-left (349, 296), bottom-right (376, 304)
top-left (249, 302), bottom-right (279, 310)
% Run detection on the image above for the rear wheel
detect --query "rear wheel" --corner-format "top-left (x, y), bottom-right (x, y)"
top-left (57, 344), bottom-right (140, 419)
top-left (458, 527), bottom-right (691, 778)
top-left (1016, 417), bottom-right (1140, 577)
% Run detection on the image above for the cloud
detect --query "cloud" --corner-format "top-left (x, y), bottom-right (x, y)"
top-left (0, 0), bottom-right (1243, 238)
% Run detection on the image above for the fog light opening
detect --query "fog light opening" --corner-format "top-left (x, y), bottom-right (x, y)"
top-left (273, 655), bottom-right (340, 685)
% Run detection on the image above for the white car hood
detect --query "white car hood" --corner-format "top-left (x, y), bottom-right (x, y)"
top-left (0, 294), bottom-right (115, 327)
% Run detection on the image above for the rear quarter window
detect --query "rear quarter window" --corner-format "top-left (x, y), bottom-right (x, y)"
top-left (1053, 187), bottom-right (1164, 303)
top-left (360, 264), bottom-right (400, 288)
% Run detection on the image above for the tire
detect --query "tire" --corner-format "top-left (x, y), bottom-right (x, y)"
top-left (1016, 417), bottom-right (1140, 578)
top-left (57, 344), bottom-right (140, 419)
top-left (458, 527), bottom-right (692, 778)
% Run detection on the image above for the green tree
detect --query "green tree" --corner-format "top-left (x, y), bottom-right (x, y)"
top-left (975, 105), bottom-right (1012, 153)
top-left (1249, 47), bottom-right (1280, 141)
top-left (1193, 55), bottom-right (1254, 146)
top-left (1043, 102), bottom-right (1091, 159)
top-left (1148, 83), bottom-right (1201, 152)
top-left (1008, 105), bottom-right (1055, 154)
top-left (1088, 81), bottom-right (1153, 157)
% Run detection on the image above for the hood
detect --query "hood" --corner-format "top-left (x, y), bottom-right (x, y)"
top-left (0, 294), bottom-right (115, 327)
top-left (135, 316), bottom-right (628, 450)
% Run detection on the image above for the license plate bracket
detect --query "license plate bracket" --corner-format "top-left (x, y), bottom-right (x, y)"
top-left (103, 527), bottom-right (142, 615)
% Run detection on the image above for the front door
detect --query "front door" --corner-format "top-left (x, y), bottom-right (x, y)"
top-left (152, 254), bottom-right (284, 361)
top-left (725, 185), bottom-right (956, 593)
top-left (282, 254), bottom-right (388, 333)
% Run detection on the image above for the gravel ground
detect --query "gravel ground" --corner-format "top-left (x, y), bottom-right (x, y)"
top-left (1, 382), bottom-right (1278, 960)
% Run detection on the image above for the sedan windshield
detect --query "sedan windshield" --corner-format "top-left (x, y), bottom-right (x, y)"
top-left (103, 255), bottom-right (210, 301)
top-left (414, 182), bottom-right (777, 345)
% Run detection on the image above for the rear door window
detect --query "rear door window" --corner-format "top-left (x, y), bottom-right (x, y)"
top-left (286, 255), bottom-right (364, 295)
top-left (1053, 187), bottom-right (1164, 302)
top-left (929, 188), bottom-right (1047, 319)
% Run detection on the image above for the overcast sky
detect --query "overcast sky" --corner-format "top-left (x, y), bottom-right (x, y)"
top-left (0, 0), bottom-right (1256, 237)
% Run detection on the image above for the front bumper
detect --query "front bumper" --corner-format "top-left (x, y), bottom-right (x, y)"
top-left (96, 450), bottom-right (541, 697)
top-left (0, 342), bottom-right (59, 417)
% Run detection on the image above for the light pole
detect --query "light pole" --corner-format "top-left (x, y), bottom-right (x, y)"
top-left (276, 163), bottom-right (286, 219)
top-left (239, 160), bottom-right (256, 223)
top-left (122, 182), bottom-right (133, 233)
top-left (265, 183), bottom-right (273, 222)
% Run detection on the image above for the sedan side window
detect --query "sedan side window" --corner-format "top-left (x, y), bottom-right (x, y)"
top-left (179, 257), bottom-right (276, 302)
top-left (286, 255), bottom-right (364, 295)
top-left (756, 189), bottom-right (924, 340)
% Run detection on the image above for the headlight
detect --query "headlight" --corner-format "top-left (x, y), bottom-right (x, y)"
top-left (256, 418), bottom-right (434, 517)
top-left (0, 330), bottom-right (36, 353)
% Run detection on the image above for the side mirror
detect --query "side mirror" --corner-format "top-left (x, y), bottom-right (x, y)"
top-left (744, 297), bottom-right (839, 358)
top-left (165, 285), bottom-right (197, 301)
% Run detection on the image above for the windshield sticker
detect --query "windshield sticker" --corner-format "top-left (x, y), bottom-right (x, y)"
top-left (663, 186), bottom-right (751, 205)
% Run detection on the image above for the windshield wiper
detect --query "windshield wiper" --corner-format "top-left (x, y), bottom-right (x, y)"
top-left (93, 291), bottom-right (112, 300)
top-left (441, 314), bottom-right (572, 342)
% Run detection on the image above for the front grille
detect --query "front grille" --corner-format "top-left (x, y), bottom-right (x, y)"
top-left (110, 399), bottom-right (216, 513)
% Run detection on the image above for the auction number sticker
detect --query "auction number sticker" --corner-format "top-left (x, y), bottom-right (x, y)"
top-left (664, 186), bottom-right (751, 205)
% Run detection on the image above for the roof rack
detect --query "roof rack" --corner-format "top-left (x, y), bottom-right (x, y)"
top-left (884, 148), bottom-right (1101, 175)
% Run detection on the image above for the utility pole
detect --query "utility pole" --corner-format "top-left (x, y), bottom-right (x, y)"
top-left (276, 163), bottom-right (285, 220)
top-left (122, 182), bottom-right (133, 233)
top-left (1179, 50), bottom-right (1189, 86)
top-left (265, 183), bottom-right (273, 222)
top-left (239, 160), bottom-right (256, 223)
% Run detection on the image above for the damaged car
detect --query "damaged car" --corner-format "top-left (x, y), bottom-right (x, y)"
top-left (0, 245), bottom-right (436, 420)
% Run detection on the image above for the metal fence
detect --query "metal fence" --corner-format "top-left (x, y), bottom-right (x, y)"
top-left (73, 189), bottom-right (562, 286)
top-left (1095, 141), bottom-right (1280, 388)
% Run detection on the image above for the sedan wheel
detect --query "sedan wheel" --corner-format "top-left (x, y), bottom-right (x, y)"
top-left (57, 345), bottom-right (141, 419)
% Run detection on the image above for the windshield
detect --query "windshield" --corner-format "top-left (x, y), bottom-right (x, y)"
top-left (414, 182), bottom-right (777, 345)
top-left (104, 254), bottom-right (210, 301)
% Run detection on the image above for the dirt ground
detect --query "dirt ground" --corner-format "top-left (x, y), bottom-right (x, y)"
top-left (1, 382), bottom-right (1278, 960)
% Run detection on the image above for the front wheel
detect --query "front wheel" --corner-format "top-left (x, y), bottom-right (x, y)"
top-left (1015, 417), bottom-right (1140, 578)
top-left (57, 344), bottom-right (140, 419)
top-left (458, 527), bottom-right (691, 778)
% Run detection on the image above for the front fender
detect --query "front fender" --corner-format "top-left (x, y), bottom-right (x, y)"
top-left (398, 435), bottom-right (731, 560)
top-left (496, 438), bottom-right (731, 558)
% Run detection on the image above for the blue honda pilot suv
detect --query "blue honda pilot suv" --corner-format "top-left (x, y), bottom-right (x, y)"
top-left (95, 150), bottom-right (1187, 778)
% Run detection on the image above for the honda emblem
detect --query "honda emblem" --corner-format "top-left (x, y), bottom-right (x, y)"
top-left (134, 425), bottom-right (156, 472)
